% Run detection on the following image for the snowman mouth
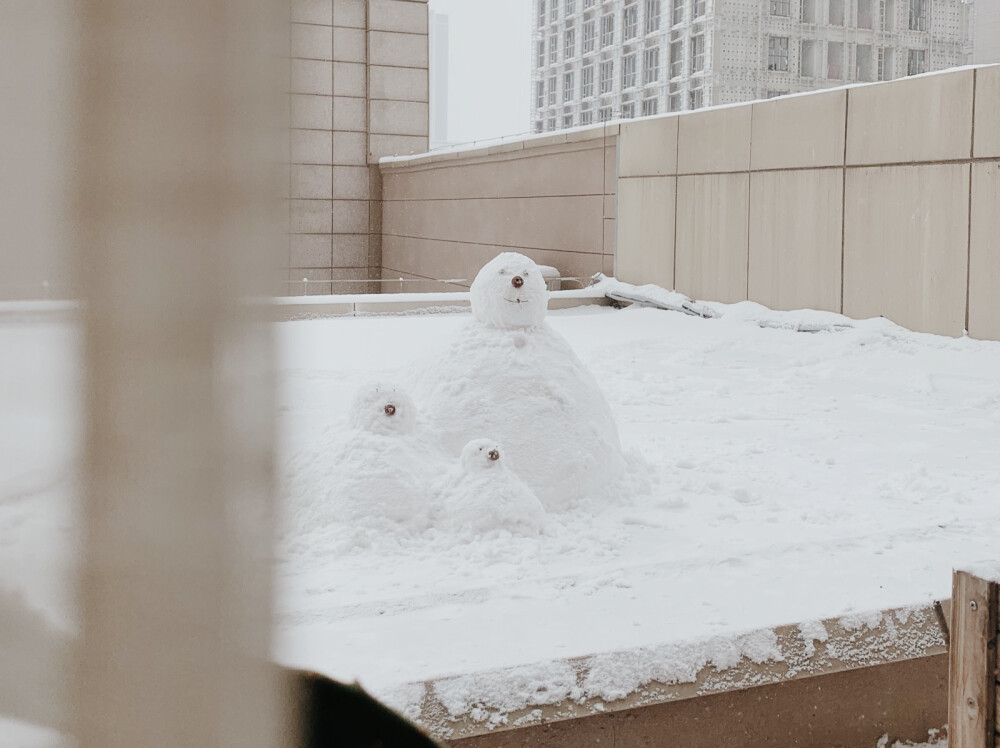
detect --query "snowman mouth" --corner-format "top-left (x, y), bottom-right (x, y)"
top-left (504, 297), bottom-right (528, 305)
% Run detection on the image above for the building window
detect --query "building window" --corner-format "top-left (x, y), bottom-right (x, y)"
top-left (770, 0), bottom-right (790, 14)
top-left (551, 0), bottom-right (559, 22)
top-left (692, 0), bottom-right (706, 19)
top-left (565, 26), bottom-right (576, 57)
top-left (690, 33), bottom-right (705, 73)
top-left (908, 0), bottom-right (927, 29)
top-left (880, 0), bottom-right (895, 30)
top-left (622, 101), bottom-right (636, 118)
top-left (599, 105), bottom-right (613, 121)
top-left (624, 3), bottom-right (639, 38)
top-left (672, 0), bottom-right (684, 25)
top-left (689, 87), bottom-right (703, 109)
top-left (801, 0), bottom-right (816, 22)
top-left (538, 0), bottom-right (547, 25)
top-left (584, 0), bottom-right (596, 7)
top-left (536, 80), bottom-right (545, 108)
top-left (566, 0), bottom-right (576, 12)
top-left (581, 106), bottom-right (594, 124)
top-left (668, 83), bottom-right (682, 111)
top-left (646, 0), bottom-right (662, 31)
top-left (600, 13), bottom-right (615, 47)
top-left (582, 64), bottom-right (595, 96)
top-left (623, 52), bottom-right (637, 87)
top-left (547, 116), bottom-right (556, 131)
top-left (534, 120), bottom-right (544, 133)
top-left (767, 35), bottom-right (789, 71)
top-left (537, 40), bottom-right (545, 68)
top-left (857, 0), bottom-right (873, 27)
top-left (564, 71), bottom-right (575, 100)
top-left (765, 89), bottom-right (788, 98)
top-left (583, 20), bottom-right (597, 53)
top-left (829, 0), bottom-right (844, 24)
top-left (827, 41), bottom-right (843, 78)
top-left (600, 59), bottom-right (614, 94)
top-left (877, 47), bottom-right (891, 79)
top-left (549, 34), bottom-right (558, 63)
top-left (548, 75), bottom-right (557, 104)
top-left (800, 39), bottom-right (816, 76)
top-left (856, 44), bottom-right (872, 80)
top-left (644, 47), bottom-right (661, 83)
top-left (670, 39), bottom-right (683, 77)
top-left (907, 48), bottom-right (926, 75)
top-left (642, 97), bottom-right (658, 115)
top-left (563, 114), bottom-right (574, 128)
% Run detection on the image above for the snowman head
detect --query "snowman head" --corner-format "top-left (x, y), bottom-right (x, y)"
top-left (470, 252), bottom-right (549, 329)
top-left (349, 382), bottom-right (416, 436)
top-left (461, 438), bottom-right (504, 472)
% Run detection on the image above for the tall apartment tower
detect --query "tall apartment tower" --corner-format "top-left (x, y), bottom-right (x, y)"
top-left (531, 0), bottom-right (972, 130)
top-left (429, 11), bottom-right (450, 149)
top-left (973, 0), bottom-right (1000, 61)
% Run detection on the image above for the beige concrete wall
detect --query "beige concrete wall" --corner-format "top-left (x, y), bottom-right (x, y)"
top-left (616, 65), bottom-right (1000, 339)
top-left (288, 0), bottom-right (428, 295)
top-left (379, 127), bottom-right (619, 290)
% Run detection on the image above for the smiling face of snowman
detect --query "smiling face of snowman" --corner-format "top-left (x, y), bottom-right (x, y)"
top-left (349, 383), bottom-right (416, 436)
top-left (461, 438), bottom-right (504, 472)
top-left (470, 252), bottom-right (549, 329)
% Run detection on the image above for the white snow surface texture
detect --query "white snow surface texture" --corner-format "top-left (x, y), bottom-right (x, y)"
top-left (6, 282), bottom-right (1000, 737)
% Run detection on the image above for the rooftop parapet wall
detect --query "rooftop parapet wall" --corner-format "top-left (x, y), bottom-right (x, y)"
top-left (399, 602), bottom-right (949, 747)
top-left (617, 65), bottom-right (1000, 340)
top-left (379, 124), bottom-right (618, 291)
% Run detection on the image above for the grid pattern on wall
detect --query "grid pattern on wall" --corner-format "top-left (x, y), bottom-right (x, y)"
top-left (288, 0), bottom-right (429, 295)
top-left (531, 0), bottom-right (972, 131)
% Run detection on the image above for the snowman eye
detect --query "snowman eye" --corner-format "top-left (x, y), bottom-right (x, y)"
top-left (384, 403), bottom-right (396, 416)
top-left (488, 449), bottom-right (500, 461)
top-left (511, 276), bottom-right (524, 288)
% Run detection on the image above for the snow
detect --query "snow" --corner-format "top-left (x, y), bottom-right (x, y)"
top-left (4, 285), bottom-right (1000, 738)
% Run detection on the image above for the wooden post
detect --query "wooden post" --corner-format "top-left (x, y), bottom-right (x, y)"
top-left (949, 570), bottom-right (999, 748)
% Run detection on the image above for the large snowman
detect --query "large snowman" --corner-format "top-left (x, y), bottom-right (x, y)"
top-left (413, 252), bottom-right (626, 509)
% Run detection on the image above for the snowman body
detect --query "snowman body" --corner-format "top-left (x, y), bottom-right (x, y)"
top-left (283, 383), bottom-right (438, 539)
top-left (434, 439), bottom-right (546, 537)
top-left (414, 253), bottom-right (626, 509)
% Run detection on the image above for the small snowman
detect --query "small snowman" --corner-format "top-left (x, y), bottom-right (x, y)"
top-left (413, 252), bottom-right (626, 510)
top-left (433, 438), bottom-right (546, 537)
top-left (283, 382), bottom-right (437, 541)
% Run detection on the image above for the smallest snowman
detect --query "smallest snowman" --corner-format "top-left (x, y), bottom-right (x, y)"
top-left (433, 438), bottom-right (546, 538)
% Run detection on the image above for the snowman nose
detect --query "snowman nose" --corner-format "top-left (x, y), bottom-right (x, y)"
top-left (511, 276), bottom-right (524, 289)
top-left (487, 449), bottom-right (500, 461)
top-left (384, 403), bottom-right (396, 416)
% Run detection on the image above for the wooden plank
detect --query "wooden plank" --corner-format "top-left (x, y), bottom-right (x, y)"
top-left (949, 570), bottom-right (999, 748)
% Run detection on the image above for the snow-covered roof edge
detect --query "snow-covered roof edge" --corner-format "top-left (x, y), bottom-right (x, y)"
top-left (367, 601), bottom-right (947, 740)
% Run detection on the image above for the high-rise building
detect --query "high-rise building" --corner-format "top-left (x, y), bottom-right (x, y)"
top-left (531, 0), bottom-right (972, 130)
top-left (973, 0), bottom-right (1000, 62)
top-left (430, 11), bottom-right (450, 149)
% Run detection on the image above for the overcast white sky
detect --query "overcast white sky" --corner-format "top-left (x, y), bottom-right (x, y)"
top-left (428, 0), bottom-right (533, 145)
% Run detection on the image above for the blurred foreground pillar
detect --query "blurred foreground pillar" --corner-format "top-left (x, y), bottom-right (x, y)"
top-left (74, 1), bottom-right (289, 746)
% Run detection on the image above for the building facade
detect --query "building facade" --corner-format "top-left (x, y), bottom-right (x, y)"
top-left (531, 0), bottom-right (972, 130)
top-left (288, 0), bottom-right (430, 294)
top-left (973, 0), bottom-right (1000, 62)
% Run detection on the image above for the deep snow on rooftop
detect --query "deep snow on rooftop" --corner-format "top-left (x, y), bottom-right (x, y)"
top-left (3, 298), bottom-right (1000, 729)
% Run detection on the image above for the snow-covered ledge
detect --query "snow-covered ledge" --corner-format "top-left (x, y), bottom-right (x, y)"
top-left (389, 602), bottom-right (949, 746)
